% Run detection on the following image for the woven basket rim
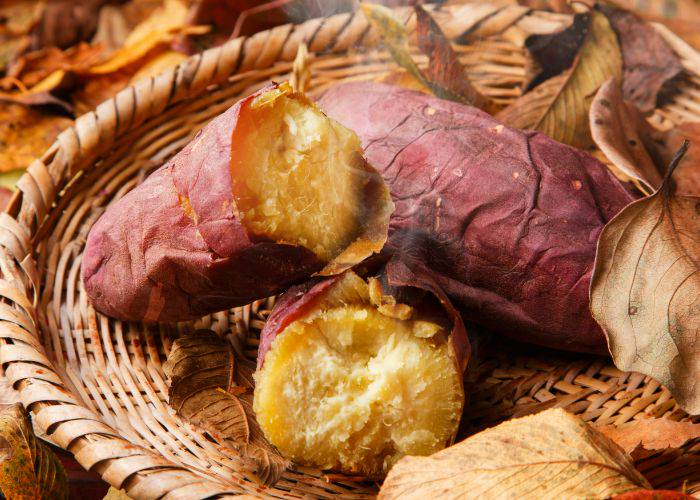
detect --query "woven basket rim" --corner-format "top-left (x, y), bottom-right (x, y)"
top-left (0, 3), bottom-right (698, 498)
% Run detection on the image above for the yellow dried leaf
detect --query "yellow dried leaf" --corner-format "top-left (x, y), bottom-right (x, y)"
top-left (497, 10), bottom-right (622, 149)
top-left (130, 50), bottom-right (187, 83)
top-left (88, 25), bottom-right (207, 75)
top-left (0, 104), bottom-right (71, 172)
top-left (380, 408), bottom-right (649, 500)
top-left (0, 404), bottom-right (68, 500)
top-left (123, 0), bottom-right (188, 47)
top-left (591, 141), bottom-right (700, 414)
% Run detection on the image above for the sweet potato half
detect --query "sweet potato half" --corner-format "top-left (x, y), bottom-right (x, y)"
top-left (254, 266), bottom-right (467, 477)
top-left (82, 83), bottom-right (393, 322)
top-left (318, 82), bottom-right (637, 354)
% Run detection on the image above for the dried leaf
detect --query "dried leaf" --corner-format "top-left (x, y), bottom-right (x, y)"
top-left (88, 0), bottom-right (206, 75)
top-left (361, 3), bottom-right (493, 111)
top-left (414, 5), bottom-right (494, 112)
top-left (596, 419), bottom-right (700, 455)
top-left (0, 403), bottom-right (69, 500)
top-left (130, 50), bottom-right (187, 83)
top-left (591, 141), bottom-right (700, 414)
top-left (524, 13), bottom-right (588, 90)
top-left (590, 79), bottom-right (663, 193)
top-left (92, 5), bottom-right (131, 56)
top-left (0, 104), bottom-right (72, 172)
top-left (4, 42), bottom-right (103, 89)
top-left (0, 36), bottom-right (30, 74)
top-left (30, 0), bottom-right (107, 50)
top-left (163, 330), bottom-right (249, 444)
top-left (591, 79), bottom-right (700, 195)
top-left (123, 0), bottom-right (188, 47)
top-left (164, 330), bottom-right (289, 485)
top-left (599, 5), bottom-right (684, 112)
top-left (0, 1), bottom-right (45, 37)
top-left (379, 408), bottom-right (649, 500)
top-left (497, 10), bottom-right (622, 149)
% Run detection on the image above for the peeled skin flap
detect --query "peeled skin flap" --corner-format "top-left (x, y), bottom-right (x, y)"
top-left (81, 83), bottom-right (392, 322)
top-left (254, 269), bottom-right (467, 477)
top-left (318, 82), bottom-right (637, 354)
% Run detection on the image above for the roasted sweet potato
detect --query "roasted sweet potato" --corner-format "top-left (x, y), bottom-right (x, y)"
top-left (318, 82), bottom-right (637, 354)
top-left (254, 265), bottom-right (468, 477)
top-left (82, 83), bottom-right (393, 322)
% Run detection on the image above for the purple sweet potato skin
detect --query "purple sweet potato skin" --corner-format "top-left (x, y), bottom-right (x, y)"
top-left (82, 87), bottom-right (322, 322)
top-left (318, 82), bottom-right (636, 354)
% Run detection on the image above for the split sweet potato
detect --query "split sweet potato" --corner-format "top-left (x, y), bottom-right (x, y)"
top-left (318, 82), bottom-right (637, 354)
top-left (253, 265), bottom-right (468, 477)
top-left (82, 83), bottom-right (393, 322)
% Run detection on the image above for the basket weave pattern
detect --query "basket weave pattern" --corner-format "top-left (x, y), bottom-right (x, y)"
top-left (0, 4), bottom-right (697, 498)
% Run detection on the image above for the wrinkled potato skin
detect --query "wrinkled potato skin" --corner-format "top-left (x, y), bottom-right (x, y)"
top-left (319, 83), bottom-right (636, 354)
top-left (82, 87), bottom-right (323, 322)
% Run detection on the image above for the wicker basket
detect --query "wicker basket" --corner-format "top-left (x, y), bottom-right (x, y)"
top-left (0, 3), bottom-right (697, 498)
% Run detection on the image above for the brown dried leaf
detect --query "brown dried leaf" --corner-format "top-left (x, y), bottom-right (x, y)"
top-left (414, 5), bottom-right (495, 112)
top-left (497, 10), bottom-right (622, 149)
top-left (590, 79), bottom-right (663, 193)
top-left (0, 36), bottom-right (29, 74)
top-left (591, 79), bottom-right (700, 195)
top-left (163, 330), bottom-right (249, 444)
top-left (591, 142), bottom-right (700, 414)
top-left (379, 408), bottom-right (649, 500)
top-left (361, 3), bottom-right (493, 112)
top-left (164, 330), bottom-right (288, 486)
top-left (596, 419), bottom-right (700, 455)
top-left (30, 0), bottom-right (107, 50)
top-left (4, 42), bottom-right (103, 89)
top-left (0, 104), bottom-right (72, 172)
top-left (524, 13), bottom-right (588, 90)
top-left (0, 404), bottom-right (69, 500)
top-left (599, 4), bottom-right (684, 112)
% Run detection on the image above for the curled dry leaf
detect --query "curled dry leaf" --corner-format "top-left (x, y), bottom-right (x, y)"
top-left (599, 4), bottom-right (684, 113)
top-left (590, 79), bottom-right (663, 193)
top-left (0, 403), bottom-right (69, 500)
top-left (590, 142), bottom-right (700, 414)
top-left (379, 408), bottom-right (649, 500)
top-left (591, 79), bottom-right (700, 195)
top-left (497, 10), bottom-right (622, 149)
top-left (30, 0), bottom-right (108, 50)
top-left (595, 419), bottom-right (700, 455)
top-left (361, 3), bottom-right (493, 112)
top-left (163, 330), bottom-right (289, 485)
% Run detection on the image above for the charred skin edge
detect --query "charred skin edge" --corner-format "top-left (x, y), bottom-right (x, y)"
top-left (318, 82), bottom-right (638, 355)
top-left (81, 82), bottom-right (393, 322)
top-left (254, 264), bottom-right (468, 477)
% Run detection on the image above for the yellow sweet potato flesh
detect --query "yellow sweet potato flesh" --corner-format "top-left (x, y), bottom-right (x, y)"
top-left (231, 91), bottom-right (366, 262)
top-left (253, 276), bottom-right (463, 476)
